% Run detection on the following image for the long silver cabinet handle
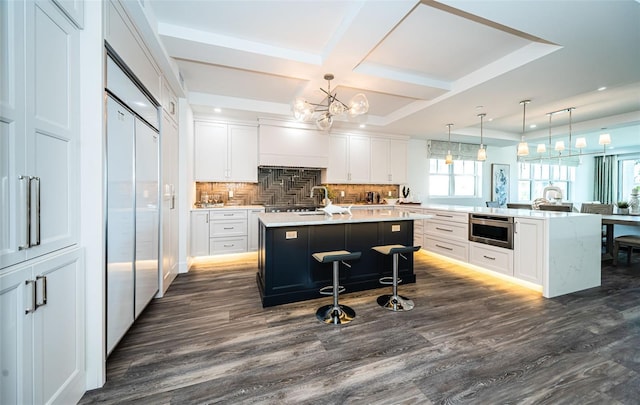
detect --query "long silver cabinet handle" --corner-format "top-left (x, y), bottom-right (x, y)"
top-left (32, 176), bottom-right (41, 247)
top-left (18, 175), bottom-right (31, 250)
top-left (25, 279), bottom-right (37, 314)
top-left (36, 275), bottom-right (47, 309)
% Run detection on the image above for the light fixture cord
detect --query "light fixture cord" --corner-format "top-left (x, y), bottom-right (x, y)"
top-left (480, 114), bottom-right (484, 146)
top-left (568, 108), bottom-right (573, 156)
top-left (548, 113), bottom-right (552, 158)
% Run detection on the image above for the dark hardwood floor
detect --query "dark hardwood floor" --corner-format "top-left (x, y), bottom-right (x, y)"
top-left (80, 250), bottom-right (640, 404)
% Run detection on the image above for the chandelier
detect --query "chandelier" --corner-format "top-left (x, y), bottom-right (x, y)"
top-left (291, 74), bottom-right (369, 131)
top-left (528, 106), bottom-right (613, 165)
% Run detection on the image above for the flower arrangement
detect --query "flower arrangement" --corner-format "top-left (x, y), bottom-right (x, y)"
top-left (617, 201), bottom-right (629, 209)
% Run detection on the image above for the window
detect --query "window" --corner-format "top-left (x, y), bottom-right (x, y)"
top-left (429, 159), bottom-right (483, 197)
top-left (618, 154), bottom-right (640, 200)
top-left (517, 162), bottom-right (575, 201)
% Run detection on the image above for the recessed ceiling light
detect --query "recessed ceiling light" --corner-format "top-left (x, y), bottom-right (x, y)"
top-left (359, 124), bottom-right (366, 128)
top-left (597, 86), bottom-right (607, 91)
top-left (214, 108), bottom-right (222, 113)
top-left (529, 124), bottom-right (537, 129)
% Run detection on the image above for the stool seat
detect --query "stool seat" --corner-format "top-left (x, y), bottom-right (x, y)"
top-left (372, 244), bottom-right (420, 312)
top-left (313, 250), bottom-right (361, 325)
top-left (313, 250), bottom-right (362, 263)
top-left (613, 235), bottom-right (640, 266)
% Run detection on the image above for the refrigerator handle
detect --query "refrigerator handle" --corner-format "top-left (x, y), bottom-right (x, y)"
top-left (18, 175), bottom-right (31, 250)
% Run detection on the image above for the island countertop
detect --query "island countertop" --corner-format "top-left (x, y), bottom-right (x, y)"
top-left (258, 208), bottom-right (430, 227)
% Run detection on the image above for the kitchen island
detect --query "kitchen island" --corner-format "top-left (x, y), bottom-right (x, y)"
top-left (257, 209), bottom-right (429, 307)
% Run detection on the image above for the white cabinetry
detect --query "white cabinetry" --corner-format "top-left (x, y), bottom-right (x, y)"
top-left (424, 210), bottom-right (469, 261)
top-left (0, 249), bottom-right (85, 405)
top-left (248, 208), bottom-right (264, 251)
top-left (514, 217), bottom-right (545, 284)
top-left (209, 210), bottom-right (247, 254)
top-left (194, 122), bottom-right (258, 182)
top-left (469, 242), bottom-right (514, 275)
top-left (1, 0), bottom-right (80, 270)
top-left (370, 138), bottom-right (408, 184)
top-left (325, 134), bottom-right (370, 183)
top-left (1, 2), bottom-right (84, 402)
top-left (190, 210), bottom-right (210, 257)
top-left (104, 0), bottom-right (161, 101)
top-left (258, 124), bottom-right (329, 168)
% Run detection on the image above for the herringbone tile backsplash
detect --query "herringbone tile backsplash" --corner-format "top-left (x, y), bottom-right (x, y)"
top-left (195, 167), bottom-right (399, 206)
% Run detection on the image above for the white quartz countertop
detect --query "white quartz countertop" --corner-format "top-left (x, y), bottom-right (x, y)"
top-left (258, 209), bottom-right (431, 227)
top-left (415, 204), bottom-right (591, 219)
top-left (191, 205), bottom-right (265, 211)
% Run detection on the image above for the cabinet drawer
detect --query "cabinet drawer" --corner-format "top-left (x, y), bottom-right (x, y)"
top-left (209, 210), bottom-right (248, 220)
top-left (425, 220), bottom-right (468, 241)
top-left (424, 236), bottom-right (468, 262)
top-left (210, 237), bottom-right (247, 254)
top-left (210, 220), bottom-right (247, 237)
top-left (469, 242), bottom-right (513, 276)
top-left (425, 210), bottom-right (468, 223)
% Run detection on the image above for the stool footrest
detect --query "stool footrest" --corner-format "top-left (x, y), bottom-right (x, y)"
top-left (379, 276), bottom-right (402, 285)
top-left (319, 285), bottom-right (345, 296)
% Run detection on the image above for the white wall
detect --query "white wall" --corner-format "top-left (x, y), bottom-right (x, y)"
top-left (79, 0), bottom-right (105, 389)
top-left (179, 99), bottom-right (194, 273)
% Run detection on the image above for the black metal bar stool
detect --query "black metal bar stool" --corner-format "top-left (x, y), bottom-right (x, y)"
top-left (312, 250), bottom-right (361, 325)
top-left (372, 244), bottom-right (421, 311)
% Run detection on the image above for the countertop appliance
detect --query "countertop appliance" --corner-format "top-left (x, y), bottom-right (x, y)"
top-left (106, 53), bottom-right (160, 355)
top-left (468, 213), bottom-right (514, 249)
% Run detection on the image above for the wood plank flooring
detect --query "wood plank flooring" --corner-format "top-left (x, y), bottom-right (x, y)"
top-left (80, 251), bottom-right (640, 404)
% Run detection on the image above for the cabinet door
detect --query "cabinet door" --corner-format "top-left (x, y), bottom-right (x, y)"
top-left (228, 125), bottom-right (258, 182)
top-left (160, 113), bottom-right (178, 295)
top-left (0, 0), bottom-right (27, 268)
top-left (32, 249), bottom-right (85, 405)
top-left (134, 120), bottom-right (159, 318)
top-left (194, 122), bottom-right (227, 181)
top-left (370, 138), bottom-right (390, 183)
top-left (26, 0), bottom-right (80, 261)
top-left (514, 218), bottom-right (544, 284)
top-left (348, 135), bottom-right (370, 183)
top-left (248, 209), bottom-right (263, 251)
top-left (326, 134), bottom-right (349, 182)
top-left (190, 211), bottom-right (210, 256)
top-left (0, 265), bottom-right (34, 405)
top-left (388, 139), bottom-right (407, 184)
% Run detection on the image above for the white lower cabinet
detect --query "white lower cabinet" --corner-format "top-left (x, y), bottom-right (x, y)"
top-left (469, 242), bottom-right (514, 276)
top-left (190, 211), bottom-right (210, 257)
top-left (514, 217), bottom-right (545, 284)
top-left (424, 209), bottom-right (469, 261)
top-left (0, 248), bottom-right (85, 405)
top-left (248, 209), bottom-right (265, 251)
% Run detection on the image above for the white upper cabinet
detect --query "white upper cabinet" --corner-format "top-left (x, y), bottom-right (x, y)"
top-left (258, 124), bottom-right (329, 168)
top-left (1, 0), bottom-right (80, 269)
top-left (370, 137), bottom-right (408, 184)
top-left (325, 134), bottom-right (370, 183)
top-left (194, 121), bottom-right (258, 182)
top-left (52, 0), bottom-right (84, 28)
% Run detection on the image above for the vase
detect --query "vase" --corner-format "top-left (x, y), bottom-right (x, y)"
top-left (629, 192), bottom-right (639, 215)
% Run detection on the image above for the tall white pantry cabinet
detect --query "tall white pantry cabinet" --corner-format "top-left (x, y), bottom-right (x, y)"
top-left (0, 1), bottom-right (85, 404)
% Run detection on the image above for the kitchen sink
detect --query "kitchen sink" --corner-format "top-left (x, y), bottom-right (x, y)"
top-left (297, 212), bottom-right (326, 216)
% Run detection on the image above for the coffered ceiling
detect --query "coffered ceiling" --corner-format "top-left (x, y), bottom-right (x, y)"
top-left (145, 0), bottom-right (640, 152)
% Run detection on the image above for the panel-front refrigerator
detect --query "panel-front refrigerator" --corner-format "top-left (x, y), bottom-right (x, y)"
top-left (106, 54), bottom-right (159, 355)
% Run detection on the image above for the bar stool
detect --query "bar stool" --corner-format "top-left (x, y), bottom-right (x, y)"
top-left (312, 250), bottom-right (361, 325)
top-left (372, 244), bottom-right (421, 311)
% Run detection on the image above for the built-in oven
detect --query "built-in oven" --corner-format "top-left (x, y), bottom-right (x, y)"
top-left (468, 213), bottom-right (514, 249)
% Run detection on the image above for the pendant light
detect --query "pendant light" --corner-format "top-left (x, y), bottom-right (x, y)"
top-left (445, 124), bottom-right (453, 165)
top-left (477, 113), bottom-right (486, 161)
top-left (517, 100), bottom-right (530, 157)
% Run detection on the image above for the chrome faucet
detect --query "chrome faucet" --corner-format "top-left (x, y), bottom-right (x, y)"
top-left (310, 186), bottom-right (329, 205)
